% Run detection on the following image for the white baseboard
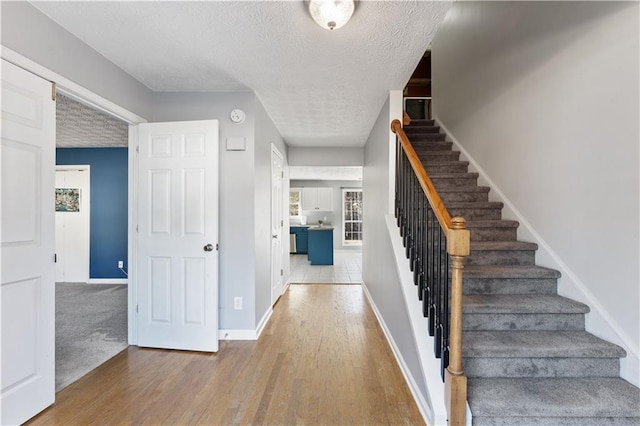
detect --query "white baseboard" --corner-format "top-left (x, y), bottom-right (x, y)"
top-left (87, 279), bottom-right (128, 284)
top-left (256, 307), bottom-right (273, 339)
top-left (219, 307), bottom-right (274, 341)
top-left (436, 116), bottom-right (640, 387)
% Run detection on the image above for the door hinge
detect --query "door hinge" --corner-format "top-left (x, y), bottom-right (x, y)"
top-left (51, 82), bottom-right (56, 101)
top-left (281, 171), bottom-right (284, 178)
top-left (136, 225), bottom-right (139, 233)
top-left (281, 220), bottom-right (283, 227)
top-left (54, 253), bottom-right (57, 263)
top-left (216, 243), bottom-right (219, 251)
top-left (280, 269), bottom-right (283, 276)
top-left (136, 304), bottom-right (139, 313)
top-left (136, 145), bottom-right (140, 154)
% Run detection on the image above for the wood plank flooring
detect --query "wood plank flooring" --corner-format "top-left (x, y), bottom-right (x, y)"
top-left (28, 284), bottom-right (424, 425)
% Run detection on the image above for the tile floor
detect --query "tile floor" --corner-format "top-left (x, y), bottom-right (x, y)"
top-left (289, 250), bottom-right (362, 284)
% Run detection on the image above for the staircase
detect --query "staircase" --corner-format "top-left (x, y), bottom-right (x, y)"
top-left (404, 119), bottom-right (640, 425)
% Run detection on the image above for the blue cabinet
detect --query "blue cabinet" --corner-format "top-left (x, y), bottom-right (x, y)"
top-left (308, 228), bottom-right (333, 265)
top-left (290, 226), bottom-right (308, 254)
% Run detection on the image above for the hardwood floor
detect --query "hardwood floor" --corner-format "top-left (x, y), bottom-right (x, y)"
top-left (28, 284), bottom-right (424, 425)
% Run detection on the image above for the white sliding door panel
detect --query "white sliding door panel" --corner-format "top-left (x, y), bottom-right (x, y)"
top-left (1, 59), bottom-right (56, 425)
top-left (137, 120), bottom-right (218, 352)
top-left (55, 168), bottom-right (90, 283)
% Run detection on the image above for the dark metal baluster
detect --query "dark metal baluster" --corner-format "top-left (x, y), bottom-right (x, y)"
top-left (434, 218), bottom-right (442, 359)
top-left (441, 246), bottom-right (451, 380)
top-left (395, 138), bottom-right (401, 221)
top-left (427, 206), bottom-right (436, 336)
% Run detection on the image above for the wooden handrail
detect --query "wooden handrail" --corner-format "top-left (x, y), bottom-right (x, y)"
top-left (391, 119), bottom-right (452, 232)
top-left (391, 118), bottom-right (469, 426)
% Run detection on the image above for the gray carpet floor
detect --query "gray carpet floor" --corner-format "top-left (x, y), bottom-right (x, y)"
top-left (56, 283), bottom-right (128, 391)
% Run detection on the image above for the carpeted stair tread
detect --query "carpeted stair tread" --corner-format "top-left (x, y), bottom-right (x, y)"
top-left (463, 265), bottom-right (561, 279)
top-left (404, 126), bottom-right (440, 133)
top-left (429, 172), bottom-right (479, 179)
top-left (463, 331), bottom-right (626, 358)
top-left (433, 185), bottom-right (487, 193)
top-left (463, 294), bottom-right (589, 314)
top-left (470, 241), bottom-right (538, 251)
top-left (465, 220), bottom-right (519, 229)
top-left (467, 377), bottom-right (640, 420)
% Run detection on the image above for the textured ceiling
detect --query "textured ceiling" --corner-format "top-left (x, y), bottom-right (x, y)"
top-left (56, 94), bottom-right (128, 148)
top-left (33, 1), bottom-right (451, 148)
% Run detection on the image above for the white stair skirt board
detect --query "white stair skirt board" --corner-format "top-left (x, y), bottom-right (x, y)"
top-left (88, 279), bottom-right (128, 285)
top-left (435, 117), bottom-right (640, 387)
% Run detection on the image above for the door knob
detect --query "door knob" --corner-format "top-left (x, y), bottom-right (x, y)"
top-left (204, 244), bottom-right (214, 252)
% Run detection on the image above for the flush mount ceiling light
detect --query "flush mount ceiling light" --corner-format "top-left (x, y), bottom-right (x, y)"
top-left (308, 0), bottom-right (355, 31)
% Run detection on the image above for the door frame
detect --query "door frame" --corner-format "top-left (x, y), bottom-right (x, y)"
top-left (2, 47), bottom-right (147, 346)
top-left (55, 165), bottom-right (91, 283)
top-left (270, 144), bottom-right (285, 305)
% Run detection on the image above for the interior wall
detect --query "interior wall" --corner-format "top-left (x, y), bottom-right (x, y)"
top-left (152, 91), bottom-right (258, 331)
top-left (56, 148), bottom-right (128, 279)
top-left (288, 147), bottom-right (364, 166)
top-left (362, 93), bottom-right (430, 403)
top-left (254, 96), bottom-right (288, 326)
top-left (1, 2), bottom-right (153, 120)
top-left (432, 1), bottom-right (639, 380)
top-left (290, 180), bottom-right (363, 250)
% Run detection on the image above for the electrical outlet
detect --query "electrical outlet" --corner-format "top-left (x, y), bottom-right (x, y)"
top-left (234, 297), bottom-right (243, 310)
top-left (118, 261), bottom-right (124, 269)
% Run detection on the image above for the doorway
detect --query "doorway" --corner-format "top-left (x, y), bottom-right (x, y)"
top-left (54, 94), bottom-right (129, 391)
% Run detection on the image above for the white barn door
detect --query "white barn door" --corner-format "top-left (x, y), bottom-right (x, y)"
top-left (1, 60), bottom-right (56, 424)
top-left (270, 145), bottom-right (284, 305)
top-left (136, 120), bottom-right (219, 352)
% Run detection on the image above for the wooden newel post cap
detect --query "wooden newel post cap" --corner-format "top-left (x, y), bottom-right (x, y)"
top-left (447, 217), bottom-right (470, 256)
top-left (390, 119), bottom-right (402, 133)
top-left (451, 217), bottom-right (466, 230)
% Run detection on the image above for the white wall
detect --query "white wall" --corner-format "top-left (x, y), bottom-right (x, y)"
top-left (288, 147), bottom-right (364, 166)
top-left (152, 91), bottom-right (258, 331)
top-left (254, 97), bottom-right (288, 327)
top-left (1, 2), bottom-right (153, 120)
top-left (363, 93), bottom-right (432, 408)
top-left (433, 1), bottom-right (639, 382)
top-left (290, 180), bottom-right (363, 250)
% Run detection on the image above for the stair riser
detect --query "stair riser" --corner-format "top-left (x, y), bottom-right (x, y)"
top-left (419, 152), bottom-right (461, 163)
top-left (405, 133), bottom-right (446, 141)
top-left (440, 192), bottom-right (489, 203)
top-left (404, 126), bottom-right (440, 134)
top-left (464, 357), bottom-right (620, 379)
top-left (469, 227), bottom-right (517, 241)
top-left (463, 313), bottom-right (584, 331)
top-left (467, 250), bottom-right (536, 266)
top-left (463, 278), bottom-right (557, 295)
top-left (425, 163), bottom-right (469, 174)
top-left (412, 142), bottom-right (453, 151)
top-left (432, 177), bottom-right (479, 188)
top-left (448, 207), bottom-right (502, 220)
top-left (406, 120), bottom-right (435, 127)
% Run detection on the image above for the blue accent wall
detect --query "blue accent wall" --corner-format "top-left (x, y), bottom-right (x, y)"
top-left (56, 148), bottom-right (128, 279)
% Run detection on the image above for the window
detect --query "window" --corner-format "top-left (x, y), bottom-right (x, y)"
top-left (343, 189), bottom-right (363, 245)
top-left (289, 188), bottom-right (302, 217)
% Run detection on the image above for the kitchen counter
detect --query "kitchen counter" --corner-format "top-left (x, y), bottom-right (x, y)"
top-left (308, 226), bottom-right (334, 231)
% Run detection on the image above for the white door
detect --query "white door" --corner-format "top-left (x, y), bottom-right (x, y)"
top-left (1, 60), bottom-right (56, 424)
top-left (270, 145), bottom-right (284, 305)
top-left (137, 120), bottom-right (219, 352)
top-left (55, 167), bottom-right (90, 283)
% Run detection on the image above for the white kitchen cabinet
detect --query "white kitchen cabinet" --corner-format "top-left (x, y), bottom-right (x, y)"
top-left (302, 187), bottom-right (333, 211)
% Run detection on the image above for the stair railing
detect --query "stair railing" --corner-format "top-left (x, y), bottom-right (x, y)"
top-left (391, 118), bottom-right (469, 425)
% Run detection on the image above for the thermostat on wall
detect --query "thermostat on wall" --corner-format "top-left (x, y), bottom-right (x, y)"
top-left (230, 108), bottom-right (245, 123)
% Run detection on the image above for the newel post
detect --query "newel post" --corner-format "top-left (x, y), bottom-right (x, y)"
top-left (446, 216), bottom-right (469, 426)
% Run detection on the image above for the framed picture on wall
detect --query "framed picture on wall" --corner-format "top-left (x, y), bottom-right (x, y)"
top-left (55, 188), bottom-right (81, 212)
